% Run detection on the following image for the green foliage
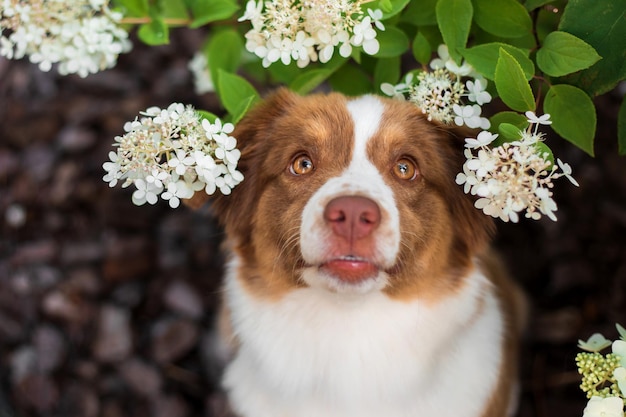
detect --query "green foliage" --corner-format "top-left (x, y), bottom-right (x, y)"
top-left (119, 0), bottom-right (624, 157)
top-left (544, 84), bottom-right (596, 156)
top-left (436, 0), bottom-right (473, 63)
top-left (472, 0), bottom-right (532, 38)
top-left (494, 48), bottom-right (535, 112)
top-left (536, 31), bottom-right (601, 77)
top-left (559, 0), bottom-right (626, 96)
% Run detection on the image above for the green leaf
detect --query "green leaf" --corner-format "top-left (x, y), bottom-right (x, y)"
top-left (534, 142), bottom-right (555, 167)
top-left (196, 110), bottom-right (218, 124)
top-left (289, 69), bottom-right (333, 95)
top-left (230, 95), bottom-right (258, 124)
top-left (377, 0), bottom-right (394, 13)
top-left (472, 0), bottom-right (532, 38)
top-left (161, 0), bottom-right (190, 22)
top-left (462, 43), bottom-right (533, 80)
top-left (412, 32), bottom-right (432, 65)
top-left (401, 0), bottom-right (437, 26)
top-left (208, 29), bottom-right (243, 94)
top-left (524, 0), bottom-right (555, 11)
top-left (536, 31), bottom-right (602, 77)
top-left (374, 26), bottom-right (410, 57)
top-left (559, 0), bottom-right (626, 95)
top-left (374, 57), bottom-right (401, 88)
top-left (499, 123), bottom-right (522, 141)
top-left (329, 64), bottom-right (373, 96)
top-left (112, 0), bottom-right (148, 16)
top-left (436, 0), bottom-right (473, 64)
top-left (188, 0), bottom-right (239, 28)
top-left (489, 111), bottom-right (529, 134)
top-left (543, 84), bottom-right (596, 156)
top-left (617, 323), bottom-right (626, 341)
top-left (494, 48), bottom-right (535, 112)
top-left (618, 98), bottom-right (626, 155)
top-left (216, 70), bottom-right (260, 117)
top-left (137, 10), bottom-right (169, 45)
top-left (378, 0), bottom-right (411, 19)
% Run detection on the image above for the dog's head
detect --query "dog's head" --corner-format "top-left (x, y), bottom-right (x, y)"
top-left (193, 89), bottom-right (494, 301)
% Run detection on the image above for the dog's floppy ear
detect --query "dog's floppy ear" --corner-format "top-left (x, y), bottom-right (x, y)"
top-left (441, 124), bottom-right (496, 258)
top-left (186, 88), bottom-right (299, 239)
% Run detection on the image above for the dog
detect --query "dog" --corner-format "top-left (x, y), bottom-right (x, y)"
top-left (189, 89), bottom-right (526, 417)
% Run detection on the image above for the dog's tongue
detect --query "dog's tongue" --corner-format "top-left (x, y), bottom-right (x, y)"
top-left (322, 259), bottom-right (379, 283)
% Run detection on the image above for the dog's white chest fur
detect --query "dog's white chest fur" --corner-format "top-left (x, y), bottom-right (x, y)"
top-left (222, 258), bottom-right (503, 417)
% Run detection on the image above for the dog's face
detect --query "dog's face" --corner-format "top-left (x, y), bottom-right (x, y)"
top-left (204, 89), bottom-right (494, 302)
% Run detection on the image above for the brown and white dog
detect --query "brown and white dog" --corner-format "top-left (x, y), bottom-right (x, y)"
top-left (190, 89), bottom-right (526, 417)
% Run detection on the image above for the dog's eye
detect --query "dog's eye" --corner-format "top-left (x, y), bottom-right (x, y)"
top-left (290, 154), bottom-right (315, 176)
top-left (393, 158), bottom-right (418, 181)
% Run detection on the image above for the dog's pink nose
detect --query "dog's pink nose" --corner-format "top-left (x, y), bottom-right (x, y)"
top-left (324, 196), bottom-right (381, 240)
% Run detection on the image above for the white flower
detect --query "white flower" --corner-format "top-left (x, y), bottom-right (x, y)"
top-left (1, 0), bottom-right (131, 76)
top-left (429, 44), bottom-right (472, 76)
top-left (104, 104), bottom-right (243, 208)
top-left (614, 367), bottom-right (626, 396)
top-left (453, 104), bottom-right (490, 129)
top-left (132, 179), bottom-right (161, 206)
top-left (557, 158), bottom-right (580, 187)
top-left (380, 73), bottom-right (414, 100)
top-left (465, 131), bottom-right (498, 149)
top-left (525, 111), bottom-right (552, 125)
top-left (582, 396), bottom-right (624, 417)
top-left (239, 0), bottom-right (384, 68)
top-left (613, 340), bottom-right (626, 367)
top-left (535, 187), bottom-right (557, 221)
top-left (466, 79), bottom-right (492, 105)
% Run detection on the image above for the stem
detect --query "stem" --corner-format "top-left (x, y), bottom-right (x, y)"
top-left (120, 17), bottom-right (191, 25)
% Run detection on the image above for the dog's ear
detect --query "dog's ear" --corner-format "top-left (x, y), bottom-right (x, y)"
top-left (187, 88), bottom-right (300, 239)
top-left (441, 124), bottom-right (496, 258)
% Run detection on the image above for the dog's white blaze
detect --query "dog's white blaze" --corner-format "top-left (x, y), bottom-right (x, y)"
top-left (300, 96), bottom-right (400, 293)
top-left (222, 255), bottom-right (504, 417)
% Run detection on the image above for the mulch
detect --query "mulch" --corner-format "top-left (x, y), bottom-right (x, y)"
top-left (1, 29), bottom-right (625, 417)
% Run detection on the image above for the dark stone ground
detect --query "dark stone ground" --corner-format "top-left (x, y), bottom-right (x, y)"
top-left (1, 30), bottom-right (625, 417)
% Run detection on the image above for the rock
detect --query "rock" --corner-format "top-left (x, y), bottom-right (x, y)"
top-left (33, 325), bottom-right (66, 373)
top-left (92, 305), bottom-right (133, 363)
top-left (163, 280), bottom-right (204, 319)
top-left (61, 241), bottom-right (105, 265)
top-left (57, 125), bottom-right (97, 152)
top-left (15, 374), bottom-right (59, 413)
top-left (10, 346), bottom-right (37, 384)
top-left (41, 290), bottom-right (92, 324)
top-left (151, 318), bottom-right (199, 363)
top-left (118, 358), bottom-right (163, 398)
top-left (61, 383), bottom-right (100, 417)
top-left (10, 240), bottom-right (58, 266)
top-left (151, 394), bottom-right (189, 417)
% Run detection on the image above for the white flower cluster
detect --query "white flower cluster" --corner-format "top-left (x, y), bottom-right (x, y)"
top-left (238, 0), bottom-right (385, 68)
top-left (102, 103), bottom-right (243, 208)
top-left (381, 45), bottom-right (491, 129)
top-left (577, 326), bottom-right (626, 417)
top-left (0, 0), bottom-right (131, 77)
top-left (456, 112), bottom-right (579, 222)
top-left (188, 52), bottom-right (215, 95)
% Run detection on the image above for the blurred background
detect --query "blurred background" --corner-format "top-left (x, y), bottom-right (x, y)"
top-left (1, 29), bottom-right (625, 417)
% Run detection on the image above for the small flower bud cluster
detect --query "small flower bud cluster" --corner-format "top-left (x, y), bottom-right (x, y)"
top-left (381, 45), bottom-right (491, 129)
top-left (577, 326), bottom-right (626, 417)
top-left (0, 0), bottom-right (131, 77)
top-left (238, 0), bottom-right (385, 68)
top-left (102, 103), bottom-right (243, 208)
top-left (455, 112), bottom-right (579, 222)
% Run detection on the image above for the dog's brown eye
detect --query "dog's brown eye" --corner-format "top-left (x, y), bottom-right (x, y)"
top-left (393, 158), bottom-right (418, 181)
top-left (290, 154), bottom-right (315, 176)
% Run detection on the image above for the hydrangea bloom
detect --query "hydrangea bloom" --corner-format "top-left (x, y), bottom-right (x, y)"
top-left (238, 0), bottom-right (385, 68)
top-left (381, 45), bottom-right (491, 128)
top-left (583, 396), bottom-right (624, 417)
top-left (455, 113), bottom-right (579, 222)
top-left (0, 0), bottom-right (131, 77)
top-left (103, 103), bottom-right (243, 208)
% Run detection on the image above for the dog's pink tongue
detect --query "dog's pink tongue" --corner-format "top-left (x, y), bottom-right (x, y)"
top-left (322, 259), bottom-right (378, 283)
